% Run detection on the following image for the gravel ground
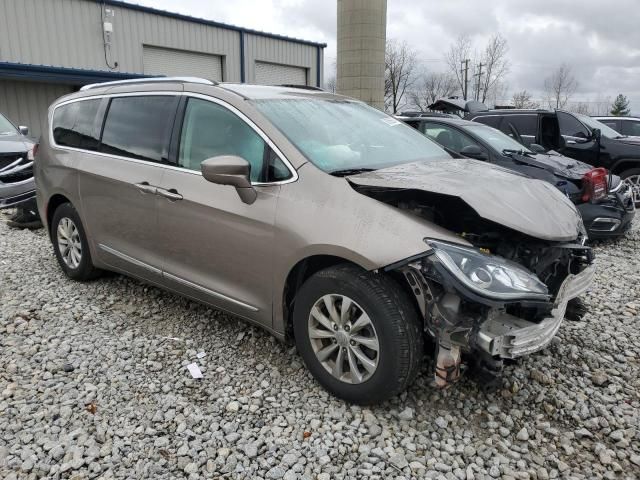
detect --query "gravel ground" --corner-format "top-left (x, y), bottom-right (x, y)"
top-left (1, 213), bottom-right (639, 480)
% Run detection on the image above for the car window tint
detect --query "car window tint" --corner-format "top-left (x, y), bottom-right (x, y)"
top-left (422, 122), bottom-right (481, 153)
top-left (179, 98), bottom-right (289, 183)
top-left (500, 115), bottom-right (537, 137)
top-left (557, 112), bottom-right (589, 138)
top-left (100, 96), bottom-right (178, 162)
top-left (621, 121), bottom-right (640, 136)
top-left (52, 100), bottom-right (101, 150)
top-left (473, 115), bottom-right (502, 129)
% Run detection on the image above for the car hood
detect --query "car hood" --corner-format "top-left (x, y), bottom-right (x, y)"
top-left (615, 136), bottom-right (640, 146)
top-left (348, 158), bottom-right (582, 242)
top-left (509, 151), bottom-right (592, 181)
top-left (0, 134), bottom-right (31, 153)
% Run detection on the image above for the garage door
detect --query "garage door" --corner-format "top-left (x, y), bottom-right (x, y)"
top-left (143, 45), bottom-right (223, 82)
top-left (255, 61), bottom-right (307, 85)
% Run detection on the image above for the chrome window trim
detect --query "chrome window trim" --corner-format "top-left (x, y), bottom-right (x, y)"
top-left (49, 91), bottom-right (299, 186)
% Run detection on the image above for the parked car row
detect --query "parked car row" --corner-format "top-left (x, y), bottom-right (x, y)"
top-left (26, 77), bottom-right (600, 404)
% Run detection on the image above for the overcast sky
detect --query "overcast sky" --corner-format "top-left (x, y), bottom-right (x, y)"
top-left (133, 0), bottom-right (640, 114)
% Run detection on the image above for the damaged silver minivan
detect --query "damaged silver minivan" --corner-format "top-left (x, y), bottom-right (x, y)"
top-left (36, 78), bottom-right (595, 404)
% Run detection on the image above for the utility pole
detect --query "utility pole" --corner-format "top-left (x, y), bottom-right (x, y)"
top-left (474, 62), bottom-right (484, 101)
top-left (460, 59), bottom-right (470, 100)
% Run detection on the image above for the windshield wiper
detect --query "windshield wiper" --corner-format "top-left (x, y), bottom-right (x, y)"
top-left (502, 148), bottom-right (533, 157)
top-left (330, 167), bottom-right (376, 177)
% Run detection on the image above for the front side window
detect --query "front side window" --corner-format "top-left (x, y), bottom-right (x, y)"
top-left (253, 98), bottom-right (448, 173)
top-left (0, 113), bottom-right (18, 135)
top-left (100, 96), bottom-right (178, 162)
top-left (467, 125), bottom-right (533, 153)
top-left (178, 98), bottom-right (290, 183)
top-left (569, 112), bottom-right (622, 140)
top-left (52, 99), bottom-right (101, 150)
top-left (421, 122), bottom-right (481, 153)
top-left (557, 111), bottom-right (590, 139)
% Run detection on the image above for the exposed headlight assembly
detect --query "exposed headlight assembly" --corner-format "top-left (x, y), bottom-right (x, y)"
top-left (426, 239), bottom-right (550, 301)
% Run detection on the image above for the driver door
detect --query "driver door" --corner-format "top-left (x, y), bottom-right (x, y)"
top-left (557, 111), bottom-right (599, 165)
top-left (156, 96), bottom-right (290, 325)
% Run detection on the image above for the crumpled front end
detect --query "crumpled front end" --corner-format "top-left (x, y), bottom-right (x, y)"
top-left (392, 236), bottom-right (595, 387)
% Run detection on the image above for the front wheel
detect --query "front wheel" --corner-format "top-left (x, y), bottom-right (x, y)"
top-left (293, 264), bottom-right (424, 404)
top-left (620, 167), bottom-right (640, 207)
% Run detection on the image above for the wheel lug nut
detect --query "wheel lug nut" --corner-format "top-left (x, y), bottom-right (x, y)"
top-left (332, 324), bottom-right (338, 331)
top-left (350, 340), bottom-right (355, 346)
top-left (344, 325), bottom-right (350, 332)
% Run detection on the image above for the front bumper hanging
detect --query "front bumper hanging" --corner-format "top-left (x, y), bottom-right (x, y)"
top-left (476, 263), bottom-right (596, 358)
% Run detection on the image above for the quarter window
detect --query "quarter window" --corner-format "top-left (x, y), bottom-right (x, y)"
top-left (52, 99), bottom-right (101, 150)
top-left (178, 98), bottom-right (290, 183)
top-left (100, 96), bottom-right (179, 162)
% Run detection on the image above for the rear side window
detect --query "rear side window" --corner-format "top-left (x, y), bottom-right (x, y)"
top-left (500, 115), bottom-right (537, 136)
top-left (52, 99), bottom-right (101, 150)
top-left (472, 115), bottom-right (502, 129)
top-left (600, 120), bottom-right (619, 132)
top-left (621, 121), bottom-right (640, 136)
top-left (100, 96), bottom-right (179, 163)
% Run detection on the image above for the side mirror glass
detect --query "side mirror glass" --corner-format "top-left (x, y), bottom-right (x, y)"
top-left (19, 126), bottom-right (29, 136)
top-left (460, 144), bottom-right (488, 160)
top-left (529, 143), bottom-right (546, 153)
top-left (201, 155), bottom-right (257, 204)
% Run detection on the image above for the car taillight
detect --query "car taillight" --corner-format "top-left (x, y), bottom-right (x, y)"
top-left (28, 144), bottom-right (38, 161)
top-left (582, 167), bottom-right (608, 202)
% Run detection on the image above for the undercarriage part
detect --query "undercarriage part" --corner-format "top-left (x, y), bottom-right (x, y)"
top-left (467, 351), bottom-right (503, 392)
top-left (435, 343), bottom-right (461, 388)
top-left (565, 297), bottom-right (588, 321)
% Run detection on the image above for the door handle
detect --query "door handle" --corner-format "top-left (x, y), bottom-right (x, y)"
top-left (566, 140), bottom-right (577, 145)
top-left (135, 182), bottom-right (157, 195)
top-left (157, 188), bottom-right (183, 201)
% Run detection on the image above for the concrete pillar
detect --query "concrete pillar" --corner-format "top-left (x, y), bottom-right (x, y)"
top-left (336, 0), bottom-right (387, 110)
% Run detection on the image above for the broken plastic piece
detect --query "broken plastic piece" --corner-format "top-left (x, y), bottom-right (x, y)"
top-left (196, 351), bottom-right (206, 359)
top-left (186, 363), bottom-right (203, 379)
top-left (435, 344), bottom-right (461, 388)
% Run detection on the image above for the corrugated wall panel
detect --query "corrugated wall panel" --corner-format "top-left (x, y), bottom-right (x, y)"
top-left (0, 0), bottom-right (241, 81)
top-left (0, 81), bottom-right (73, 139)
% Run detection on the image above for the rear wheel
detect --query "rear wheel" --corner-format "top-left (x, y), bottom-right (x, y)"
top-left (51, 202), bottom-right (101, 281)
top-left (293, 264), bottom-right (424, 404)
top-left (620, 168), bottom-right (640, 207)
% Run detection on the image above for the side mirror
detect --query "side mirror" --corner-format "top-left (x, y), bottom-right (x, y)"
top-left (460, 144), bottom-right (488, 160)
top-left (19, 126), bottom-right (29, 136)
top-left (591, 128), bottom-right (601, 142)
top-left (201, 155), bottom-right (257, 205)
top-left (529, 143), bottom-right (546, 153)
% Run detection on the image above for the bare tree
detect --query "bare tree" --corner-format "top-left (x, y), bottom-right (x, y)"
top-left (474, 34), bottom-right (510, 103)
top-left (385, 39), bottom-right (417, 113)
top-left (545, 63), bottom-right (578, 108)
top-left (409, 72), bottom-right (458, 111)
top-left (511, 90), bottom-right (540, 109)
top-left (444, 35), bottom-right (471, 98)
top-left (572, 102), bottom-right (592, 115)
top-left (326, 75), bottom-right (336, 93)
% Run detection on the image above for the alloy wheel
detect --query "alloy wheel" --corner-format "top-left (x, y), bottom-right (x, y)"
top-left (57, 217), bottom-right (82, 269)
top-left (307, 294), bottom-right (379, 384)
top-left (623, 174), bottom-right (640, 206)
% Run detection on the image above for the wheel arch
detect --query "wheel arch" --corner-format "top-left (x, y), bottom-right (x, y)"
top-left (611, 159), bottom-right (640, 175)
top-left (46, 193), bottom-right (72, 239)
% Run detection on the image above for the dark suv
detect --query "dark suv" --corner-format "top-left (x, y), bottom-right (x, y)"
top-left (445, 102), bottom-right (640, 206)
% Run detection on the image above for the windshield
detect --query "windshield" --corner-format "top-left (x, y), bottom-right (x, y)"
top-left (252, 98), bottom-right (448, 173)
top-left (573, 112), bottom-right (622, 139)
top-left (466, 125), bottom-right (532, 153)
top-left (0, 113), bottom-right (18, 135)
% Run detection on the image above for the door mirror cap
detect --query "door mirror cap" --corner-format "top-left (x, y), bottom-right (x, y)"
top-left (460, 144), bottom-right (488, 160)
top-left (201, 155), bottom-right (257, 204)
top-left (529, 143), bottom-right (546, 153)
top-left (18, 126), bottom-right (29, 136)
top-left (591, 128), bottom-right (602, 142)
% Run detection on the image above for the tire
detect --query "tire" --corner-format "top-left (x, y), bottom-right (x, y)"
top-left (51, 202), bottom-right (101, 281)
top-left (619, 167), bottom-right (640, 207)
top-left (293, 264), bottom-right (424, 404)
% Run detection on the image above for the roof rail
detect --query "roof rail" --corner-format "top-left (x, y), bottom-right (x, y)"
top-left (80, 76), bottom-right (217, 91)
top-left (278, 84), bottom-right (324, 91)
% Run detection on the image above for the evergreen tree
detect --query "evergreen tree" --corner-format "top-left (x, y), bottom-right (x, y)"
top-left (610, 94), bottom-right (630, 116)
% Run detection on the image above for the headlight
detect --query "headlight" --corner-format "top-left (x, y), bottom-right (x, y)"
top-left (426, 239), bottom-right (549, 301)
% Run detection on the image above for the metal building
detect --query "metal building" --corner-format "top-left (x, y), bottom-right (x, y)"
top-left (0, 0), bottom-right (325, 138)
